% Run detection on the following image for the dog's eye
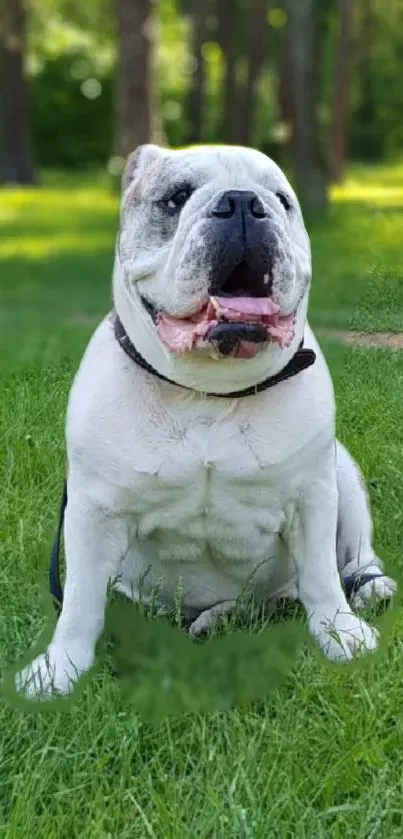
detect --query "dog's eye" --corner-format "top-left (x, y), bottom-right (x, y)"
top-left (166, 188), bottom-right (192, 211)
top-left (276, 192), bottom-right (292, 212)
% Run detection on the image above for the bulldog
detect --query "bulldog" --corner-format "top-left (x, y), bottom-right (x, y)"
top-left (17, 144), bottom-right (396, 698)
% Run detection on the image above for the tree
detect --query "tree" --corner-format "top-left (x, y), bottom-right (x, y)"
top-left (0, 0), bottom-right (36, 184)
top-left (115, 0), bottom-right (159, 158)
top-left (185, 0), bottom-right (209, 143)
top-left (278, 10), bottom-right (293, 126)
top-left (217, 0), bottom-right (240, 143)
top-left (351, 0), bottom-right (381, 160)
top-left (284, 0), bottom-right (327, 213)
top-left (239, 0), bottom-right (269, 147)
top-left (330, 0), bottom-right (352, 182)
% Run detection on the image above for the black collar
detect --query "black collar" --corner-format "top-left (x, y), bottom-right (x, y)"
top-left (113, 313), bottom-right (317, 398)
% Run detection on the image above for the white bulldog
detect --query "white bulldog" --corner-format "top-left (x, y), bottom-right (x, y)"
top-left (17, 144), bottom-right (396, 698)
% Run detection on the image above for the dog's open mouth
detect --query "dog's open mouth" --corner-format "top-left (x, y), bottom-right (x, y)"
top-left (148, 295), bottom-right (295, 359)
top-left (140, 261), bottom-right (296, 359)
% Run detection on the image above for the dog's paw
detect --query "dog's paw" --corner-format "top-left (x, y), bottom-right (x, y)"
top-left (351, 575), bottom-right (397, 610)
top-left (15, 645), bottom-right (92, 700)
top-left (187, 600), bottom-right (236, 638)
top-left (309, 609), bottom-right (378, 662)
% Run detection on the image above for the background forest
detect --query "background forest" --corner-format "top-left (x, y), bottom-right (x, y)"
top-left (2, 0), bottom-right (403, 212)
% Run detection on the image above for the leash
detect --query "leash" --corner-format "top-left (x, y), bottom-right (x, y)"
top-left (49, 480), bottom-right (67, 612)
top-left (49, 317), bottom-right (385, 610)
top-left (342, 572), bottom-right (385, 600)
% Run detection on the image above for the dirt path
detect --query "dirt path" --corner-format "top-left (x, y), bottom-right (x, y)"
top-left (317, 329), bottom-right (403, 350)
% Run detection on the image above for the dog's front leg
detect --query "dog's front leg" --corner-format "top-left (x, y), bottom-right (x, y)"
top-left (289, 443), bottom-right (379, 661)
top-left (16, 490), bottom-right (126, 699)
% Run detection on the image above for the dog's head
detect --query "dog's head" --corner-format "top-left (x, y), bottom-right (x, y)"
top-left (114, 144), bottom-right (311, 394)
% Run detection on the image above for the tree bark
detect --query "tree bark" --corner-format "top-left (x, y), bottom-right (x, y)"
top-left (357, 0), bottom-right (374, 124)
top-left (284, 0), bottom-right (327, 213)
top-left (0, 0), bottom-right (36, 184)
top-left (330, 0), bottom-right (352, 182)
top-left (239, 0), bottom-right (269, 146)
top-left (115, 0), bottom-right (159, 158)
top-left (279, 15), bottom-right (293, 125)
top-left (278, 15), bottom-right (295, 161)
top-left (186, 0), bottom-right (209, 143)
top-left (217, 0), bottom-right (240, 143)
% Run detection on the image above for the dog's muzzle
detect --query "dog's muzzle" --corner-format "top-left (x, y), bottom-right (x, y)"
top-left (203, 189), bottom-right (281, 354)
top-left (207, 189), bottom-right (279, 298)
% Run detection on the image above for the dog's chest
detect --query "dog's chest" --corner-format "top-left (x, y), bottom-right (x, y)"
top-left (109, 403), bottom-right (300, 566)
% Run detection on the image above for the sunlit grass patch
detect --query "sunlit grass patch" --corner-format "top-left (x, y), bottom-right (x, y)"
top-left (0, 233), bottom-right (116, 259)
top-left (332, 182), bottom-right (403, 206)
top-left (309, 160), bottom-right (403, 330)
top-left (339, 158), bottom-right (403, 188)
top-left (0, 178), bottom-right (117, 216)
top-left (0, 176), bottom-right (118, 259)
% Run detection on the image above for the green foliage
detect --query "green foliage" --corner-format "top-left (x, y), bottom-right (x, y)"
top-left (27, 0), bottom-right (115, 168)
top-left (31, 49), bottom-right (114, 169)
top-left (25, 0), bottom-right (403, 168)
top-left (349, 0), bottom-right (403, 160)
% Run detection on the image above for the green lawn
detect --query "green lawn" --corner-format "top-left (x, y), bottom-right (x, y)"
top-left (0, 164), bottom-right (403, 837)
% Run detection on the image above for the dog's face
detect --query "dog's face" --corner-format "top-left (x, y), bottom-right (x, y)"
top-left (118, 144), bottom-right (311, 360)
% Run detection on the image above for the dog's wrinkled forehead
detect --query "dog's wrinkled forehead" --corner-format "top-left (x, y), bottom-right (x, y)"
top-left (122, 143), bottom-right (297, 203)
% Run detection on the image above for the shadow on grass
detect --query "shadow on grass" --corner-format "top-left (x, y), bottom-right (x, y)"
top-left (2, 587), bottom-right (306, 720)
top-left (3, 580), bottom-right (399, 723)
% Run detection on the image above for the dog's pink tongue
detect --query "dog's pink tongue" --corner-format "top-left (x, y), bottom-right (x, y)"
top-left (156, 296), bottom-right (293, 355)
top-left (213, 297), bottom-right (280, 317)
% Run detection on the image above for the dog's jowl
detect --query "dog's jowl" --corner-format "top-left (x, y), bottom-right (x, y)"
top-left (16, 145), bottom-right (396, 698)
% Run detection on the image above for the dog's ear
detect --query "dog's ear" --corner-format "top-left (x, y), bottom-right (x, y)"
top-left (122, 144), bottom-right (162, 194)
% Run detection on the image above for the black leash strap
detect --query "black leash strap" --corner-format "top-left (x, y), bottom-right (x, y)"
top-left (49, 480), bottom-right (67, 612)
top-left (343, 572), bottom-right (386, 600)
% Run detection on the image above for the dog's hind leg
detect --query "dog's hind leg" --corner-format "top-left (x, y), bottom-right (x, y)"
top-left (187, 600), bottom-right (238, 638)
top-left (336, 440), bottom-right (397, 608)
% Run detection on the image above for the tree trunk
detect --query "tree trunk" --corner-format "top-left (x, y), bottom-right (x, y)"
top-left (330, 0), bottom-right (352, 182)
top-left (357, 0), bottom-right (375, 130)
top-left (279, 16), bottom-right (293, 125)
top-left (217, 0), bottom-right (240, 143)
top-left (284, 0), bottom-right (327, 214)
top-left (0, 0), bottom-right (36, 184)
top-left (239, 0), bottom-right (269, 147)
top-left (115, 0), bottom-right (158, 158)
top-left (360, 0), bottom-right (373, 115)
top-left (278, 15), bottom-right (295, 161)
top-left (186, 0), bottom-right (209, 143)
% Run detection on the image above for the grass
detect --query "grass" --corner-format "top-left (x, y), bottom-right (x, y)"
top-left (0, 162), bottom-right (403, 837)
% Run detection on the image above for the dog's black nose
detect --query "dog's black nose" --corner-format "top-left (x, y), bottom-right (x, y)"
top-left (211, 190), bottom-right (267, 220)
